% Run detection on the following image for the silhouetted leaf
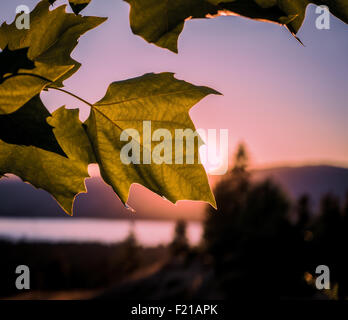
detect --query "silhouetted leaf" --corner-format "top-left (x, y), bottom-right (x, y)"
top-left (0, 0), bottom-right (106, 114)
top-left (0, 46), bottom-right (35, 84)
top-left (0, 95), bottom-right (65, 156)
top-left (85, 72), bottom-right (219, 208)
top-left (49, 0), bottom-right (92, 14)
top-left (69, 0), bottom-right (92, 15)
top-left (125, 0), bottom-right (348, 52)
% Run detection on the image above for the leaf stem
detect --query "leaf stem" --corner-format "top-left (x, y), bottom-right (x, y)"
top-left (1, 72), bottom-right (53, 83)
top-left (1, 72), bottom-right (93, 108)
top-left (47, 86), bottom-right (93, 107)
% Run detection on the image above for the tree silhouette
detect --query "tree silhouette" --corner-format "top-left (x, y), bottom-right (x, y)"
top-left (170, 220), bottom-right (189, 256)
top-left (204, 143), bottom-right (311, 298)
top-left (296, 194), bottom-right (311, 230)
top-left (309, 193), bottom-right (345, 298)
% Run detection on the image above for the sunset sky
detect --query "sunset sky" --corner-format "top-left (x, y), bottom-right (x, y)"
top-left (2, 0), bottom-right (347, 170)
top-left (1, 0), bottom-right (347, 173)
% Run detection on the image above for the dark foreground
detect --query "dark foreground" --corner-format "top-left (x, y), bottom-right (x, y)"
top-left (0, 237), bottom-right (168, 300)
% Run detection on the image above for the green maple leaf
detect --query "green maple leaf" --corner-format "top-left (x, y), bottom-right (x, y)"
top-left (0, 0), bottom-right (106, 114)
top-left (0, 95), bottom-right (65, 155)
top-left (0, 106), bottom-right (91, 215)
top-left (85, 72), bottom-right (219, 208)
top-left (125, 0), bottom-right (348, 52)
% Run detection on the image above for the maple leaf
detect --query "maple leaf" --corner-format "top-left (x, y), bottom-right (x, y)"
top-left (85, 73), bottom-right (219, 208)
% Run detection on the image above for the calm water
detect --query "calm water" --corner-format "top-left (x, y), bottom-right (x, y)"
top-left (0, 218), bottom-right (203, 247)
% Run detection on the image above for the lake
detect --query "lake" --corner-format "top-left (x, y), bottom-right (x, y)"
top-left (0, 218), bottom-right (203, 247)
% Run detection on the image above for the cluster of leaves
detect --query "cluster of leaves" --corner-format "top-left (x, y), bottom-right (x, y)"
top-left (127, 0), bottom-right (348, 52)
top-left (0, 0), bottom-right (347, 216)
top-left (0, 1), bottom-right (216, 215)
top-left (49, 0), bottom-right (348, 52)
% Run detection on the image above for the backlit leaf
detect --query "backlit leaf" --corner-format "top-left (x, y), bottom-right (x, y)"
top-left (85, 72), bottom-right (219, 208)
top-left (0, 139), bottom-right (89, 215)
top-left (0, 105), bottom-right (94, 214)
top-left (47, 106), bottom-right (95, 164)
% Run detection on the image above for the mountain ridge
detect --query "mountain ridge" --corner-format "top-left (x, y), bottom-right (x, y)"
top-left (0, 165), bottom-right (347, 220)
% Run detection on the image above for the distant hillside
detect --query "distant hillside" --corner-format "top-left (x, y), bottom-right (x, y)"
top-left (0, 165), bottom-right (347, 220)
top-left (0, 175), bottom-right (206, 221)
top-left (252, 165), bottom-right (348, 209)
